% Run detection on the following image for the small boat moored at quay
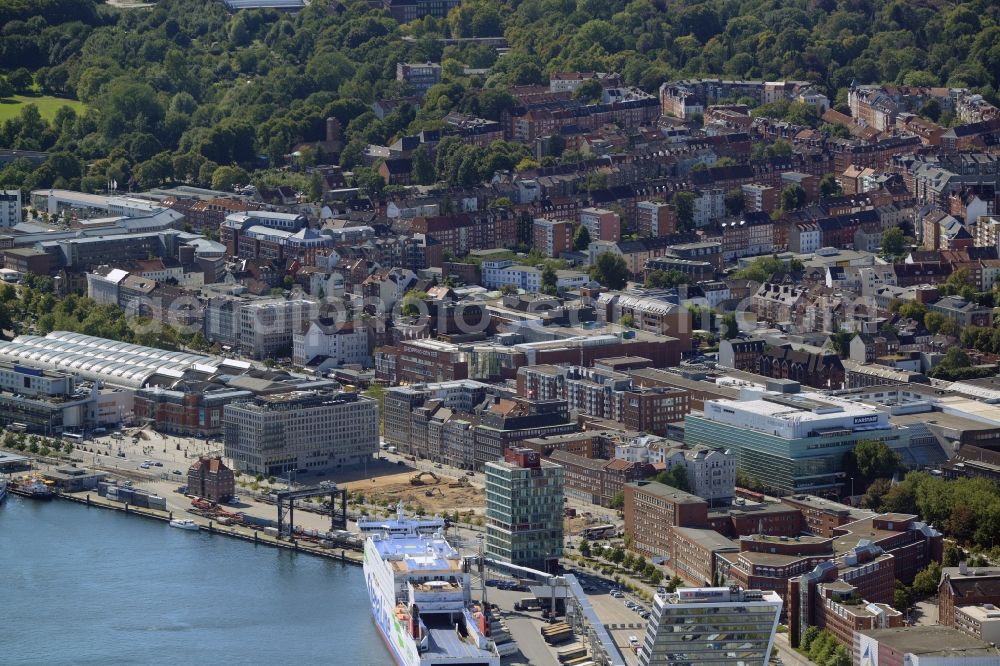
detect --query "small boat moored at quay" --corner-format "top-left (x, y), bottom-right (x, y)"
top-left (169, 519), bottom-right (200, 531)
top-left (9, 475), bottom-right (54, 500)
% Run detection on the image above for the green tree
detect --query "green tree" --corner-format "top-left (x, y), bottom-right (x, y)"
top-left (573, 79), bottom-right (603, 104)
top-left (809, 630), bottom-right (836, 664)
top-left (828, 644), bottom-right (851, 666)
top-left (923, 311), bottom-right (948, 335)
top-left (540, 265), bottom-right (558, 296)
top-left (7, 68), bottom-right (33, 94)
top-left (672, 191), bottom-right (696, 232)
top-left (645, 270), bottom-right (689, 289)
top-left (410, 145), bottom-right (435, 185)
top-left (620, 314), bottom-right (635, 328)
top-left (820, 174), bottom-right (843, 199)
top-left (579, 539), bottom-right (591, 558)
top-left (588, 252), bottom-right (628, 290)
top-left (853, 440), bottom-right (902, 485)
top-left (656, 465), bottom-right (691, 493)
top-left (499, 284), bottom-right (518, 296)
top-left (800, 625), bottom-right (821, 652)
top-left (861, 478), bottom-right (892, 510)
top-left (721, 313), bottom-right (740, 340)
top-left (400, 290), bottom-right (429, 317)
top-left (609, 491), bottom-right (624, 509)
top-left (354, 167), bottom-right (385, 199)
top-left (573, 224), bottom-right (591, 251)
top-left (780, 184), bottom-right (807, 211)
top-left (894, 580), bottom-right (912, 611)
top-left (133, 153), bottom-right (173, 190)
top-left (942, 542), bottom-right (962, 567)
top-left (881, 227), bottom-right (906, 257)
top-left (724, 189), bottom-right (744, 216)
top-left (622, 552), bottom-right (635, 571)
top-left (897, 301), bottom-right (927, 327)
top-left (211, 165), bottom-right (250, 192)
top-left (911, 562), bottom-right (942, 598)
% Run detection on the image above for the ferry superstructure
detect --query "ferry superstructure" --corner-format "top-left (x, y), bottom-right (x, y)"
top-left (357, 512), bottom-right (446, 537)
top-left (363, 502), bottom-right (500, 666)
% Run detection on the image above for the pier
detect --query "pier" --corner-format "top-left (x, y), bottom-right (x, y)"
top-left (55, 491), bottom-right (365, 566)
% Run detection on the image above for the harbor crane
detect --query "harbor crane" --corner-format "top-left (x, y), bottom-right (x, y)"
top-left (275, 481), bottom-right (347, 538)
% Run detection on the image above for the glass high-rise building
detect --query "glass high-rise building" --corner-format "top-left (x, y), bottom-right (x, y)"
top-left (639, 587), bottom-right (782, 666)
top-left (485, 447), bottom-right (564, 571)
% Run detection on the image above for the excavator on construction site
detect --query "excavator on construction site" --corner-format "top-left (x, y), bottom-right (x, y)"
top-left (424, 487), bottom-right (443, 497)
top-left (409, 471), bottom-right (440, 486)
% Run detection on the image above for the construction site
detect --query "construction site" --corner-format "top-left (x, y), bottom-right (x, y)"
top-left (341, 469), bottom-right (485, 517)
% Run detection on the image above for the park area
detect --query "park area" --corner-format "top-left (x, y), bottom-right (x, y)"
top-left (0, 94), bottom-right (86, 123)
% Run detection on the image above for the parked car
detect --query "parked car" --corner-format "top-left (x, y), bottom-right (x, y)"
top-left (172, 469), bottom-right (183, 475)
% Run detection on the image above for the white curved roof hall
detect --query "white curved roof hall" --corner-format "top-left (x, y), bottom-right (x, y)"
top-left (0, 332), bottom-right (221, 389)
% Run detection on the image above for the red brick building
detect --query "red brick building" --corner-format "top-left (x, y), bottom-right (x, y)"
top-left (187, 456), bottom-right (236, 502)
top-left (781, 494), bottom-right (874, 538)
top-left (624, 481), bottom-right (709, 559)
top-left (939, 566), bottom-right (1000, 628)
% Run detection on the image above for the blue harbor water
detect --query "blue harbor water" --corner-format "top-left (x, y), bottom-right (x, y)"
top-left (0, 497), bottom-right (386, 666)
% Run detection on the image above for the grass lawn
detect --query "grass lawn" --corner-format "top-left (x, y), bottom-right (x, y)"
top-left (0, 94), bottom-right (87, 124)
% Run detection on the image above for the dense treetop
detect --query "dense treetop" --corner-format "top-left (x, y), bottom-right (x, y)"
top-left (1, 0), bottom-right (998, 193)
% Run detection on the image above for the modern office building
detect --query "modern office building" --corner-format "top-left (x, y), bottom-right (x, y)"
top-left (223, 390), bottom-right (378, 475)
top-left (684, 387), bottom-right (909, 494)
top-left (639, 586), bottom-right (782, 666)
top-left (485, 447), bottom-right (564, 571)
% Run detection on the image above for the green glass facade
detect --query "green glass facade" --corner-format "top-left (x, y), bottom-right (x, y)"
top-left (485, 460), bottom-right (564, 570)
top-left (684, 415), bottom-right (900, 494)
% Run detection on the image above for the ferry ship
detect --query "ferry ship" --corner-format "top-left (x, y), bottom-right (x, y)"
top-left (363, 502), bottom-right (500, 666)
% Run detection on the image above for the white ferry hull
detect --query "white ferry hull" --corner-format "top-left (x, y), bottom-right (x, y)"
top-left (365, 556), bottom-right (421, 666)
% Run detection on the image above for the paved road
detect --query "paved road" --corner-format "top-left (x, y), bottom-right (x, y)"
top-left (772, 633), bottom-right (817, 666)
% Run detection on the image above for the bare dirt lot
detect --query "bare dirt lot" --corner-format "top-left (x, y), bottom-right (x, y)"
top-left (341, 470), bottom-right (484, 516)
